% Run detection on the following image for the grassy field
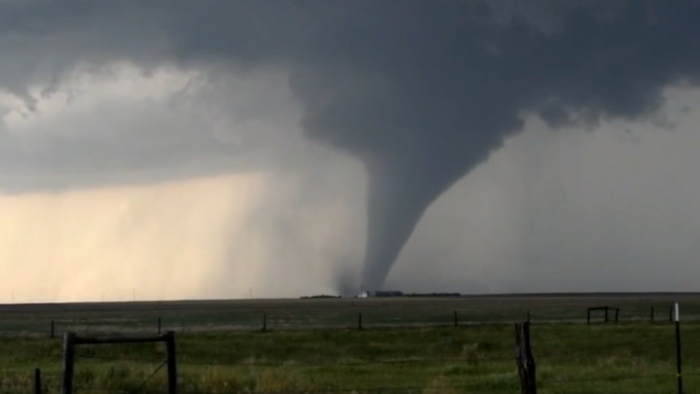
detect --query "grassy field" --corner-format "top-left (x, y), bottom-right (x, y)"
top-left (1, 294), bottom-right (700, 393)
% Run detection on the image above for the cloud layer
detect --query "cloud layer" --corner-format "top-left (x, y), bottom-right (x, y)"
top-left (2, 1), bottom-right (700, 294)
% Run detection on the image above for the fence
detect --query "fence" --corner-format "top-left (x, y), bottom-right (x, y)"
top-left (2, 298), bottom-right (700, 393)
top-left (6, 319), bottom-right (699, 394)
top-left (2, 302), bottom-right (696, 339)
top-left (512, 303), bottom-right (692, 394)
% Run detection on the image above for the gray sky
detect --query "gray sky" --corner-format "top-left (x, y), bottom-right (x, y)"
top-left (1, 0), bottom-right (700, 301)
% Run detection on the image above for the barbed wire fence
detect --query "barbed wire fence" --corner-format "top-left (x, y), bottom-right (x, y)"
top-left (1, 303), bottom-right (699, 394)
top-left (3, 300), bottom-right (700, 339)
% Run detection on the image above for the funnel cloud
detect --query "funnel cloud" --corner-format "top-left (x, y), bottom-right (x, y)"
top-left (1, 1), bottom-right (700, 293)
top-left (290, 0), bottom-right (700, 289)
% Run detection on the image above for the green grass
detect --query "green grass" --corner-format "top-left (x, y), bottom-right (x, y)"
top-left (0, 323), bottom-right (697, 393)
top-left (0, 295), bottom-right (699, 393)
top-left (3, 294), bottom-right (700, 335)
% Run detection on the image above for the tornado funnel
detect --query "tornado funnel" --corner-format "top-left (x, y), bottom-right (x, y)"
top-left (360, 168), bottom-right (434, 291)
top-left (360, 151), bottom-right (489, 291)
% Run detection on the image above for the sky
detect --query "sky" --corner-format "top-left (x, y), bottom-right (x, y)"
top-left (1, 0), bottom-right (700, 301)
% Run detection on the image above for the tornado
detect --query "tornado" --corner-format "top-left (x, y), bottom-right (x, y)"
top-left (290, 0), bottom-right (700, 291)
top-left (361, 166), bottom-right (432, 291)
top-left (359, 145), bottom-right (502, 290)
top-left (361, 161), bottom-right (466, 290)
top-left (2, 0), bottom-right (700, 292)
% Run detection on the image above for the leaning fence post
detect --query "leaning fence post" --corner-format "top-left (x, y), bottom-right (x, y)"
top-left (60, 332), bottom-right (76, 394)
top-left (515, 322), bottom-right (537, 394)
top-left (35, 368), bottom-right (42, 394)
top-left (165, 331), bottom-right (177, 394)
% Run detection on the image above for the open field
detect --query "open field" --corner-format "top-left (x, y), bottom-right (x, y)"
top-left (2, 294), bottom-right (700, 393)
top-left (3, 293), bottom-right (700, 335)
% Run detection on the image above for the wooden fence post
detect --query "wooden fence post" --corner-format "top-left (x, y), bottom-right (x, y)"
top-left (60, 332), bottom-right (76, 394)
top-left (35, 368), bottom-right (42, 394)
top-left (165, 331), bottom-right (177, 394)
top-left (453, 311), bottom-right (458, 327)
top-left (158, 318), bottom-right (162, 335)
top-left (262, 314), bottom-right (267, 332)
top-left (615, 308), bottom-right (619, 323)
top-left (651, 307), bottom-right (655, 323)
top-left (587, 309), bottom-right (590, 325)
top-left (50, 321), bottom-right (55, 339)
top-left (515, 322), bottom-right (537, 394)
top-left (358, 313), bottom-right (363, 331)
top-left (674, 303), bottom-right (683, 394)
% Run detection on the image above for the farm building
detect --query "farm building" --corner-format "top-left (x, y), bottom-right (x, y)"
top-left (358, 290), bottom-right (404, 298)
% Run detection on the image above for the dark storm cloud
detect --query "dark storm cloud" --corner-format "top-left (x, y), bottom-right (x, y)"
top-left (287, 0), bottom-right (700, 289)
top-left (1, 0), bottom-right (700, 289)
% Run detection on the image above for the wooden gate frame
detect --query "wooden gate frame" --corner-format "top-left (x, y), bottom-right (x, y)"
top-left (586, 306), bottom-right (619, 324)
top-left (60, 331), bottom-right (177, 394)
